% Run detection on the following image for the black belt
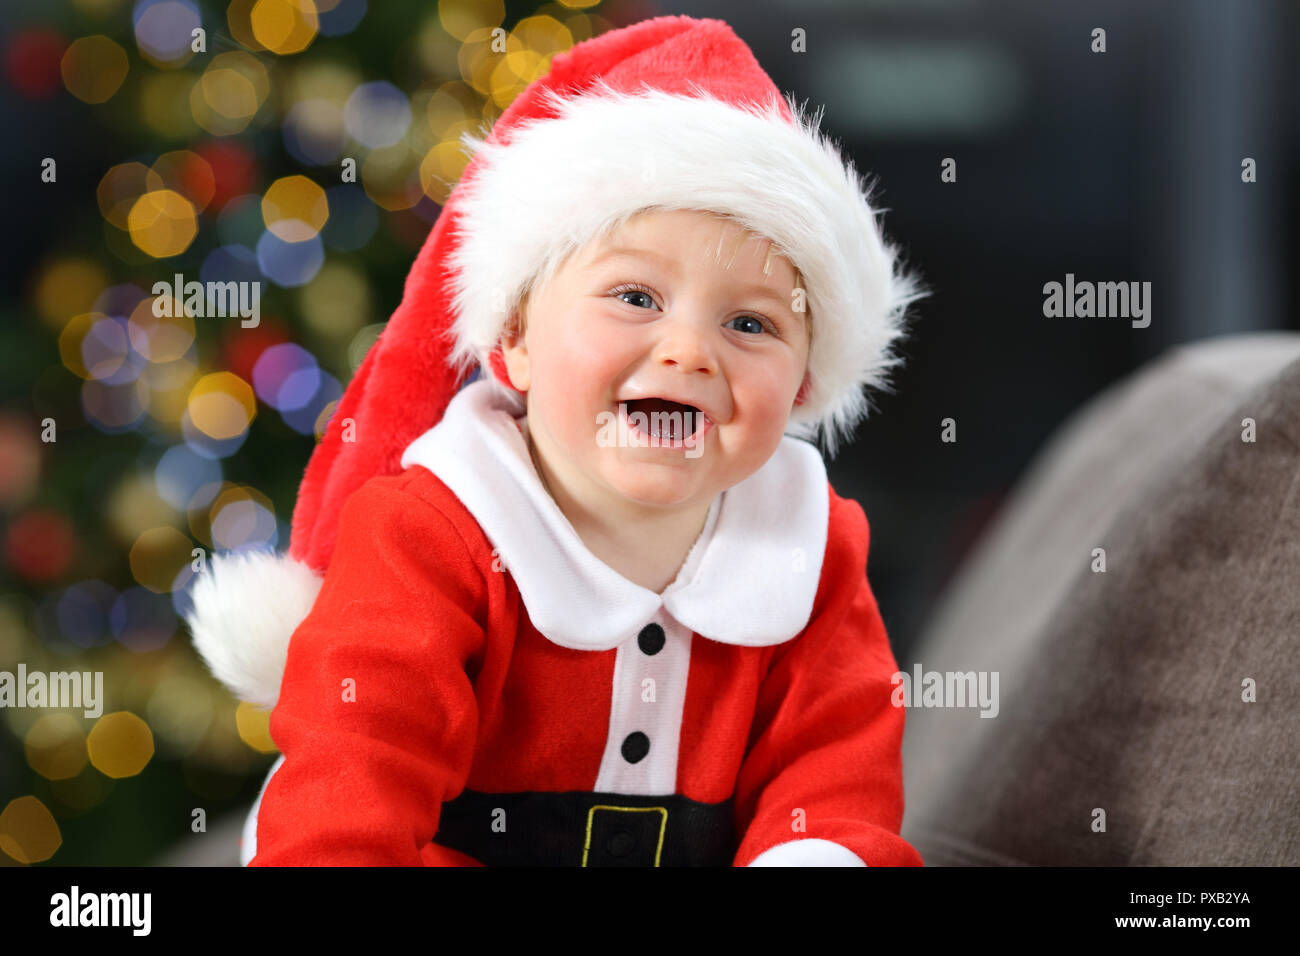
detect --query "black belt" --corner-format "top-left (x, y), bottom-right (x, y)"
top-left (433, 788), bottom-right (736, 866)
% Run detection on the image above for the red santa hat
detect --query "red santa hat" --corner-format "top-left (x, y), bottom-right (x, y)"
top-left (186, 14), bottom-right (925, 708)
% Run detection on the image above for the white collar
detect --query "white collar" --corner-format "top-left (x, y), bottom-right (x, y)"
top-left (400, 380), bottom-right (829, 651)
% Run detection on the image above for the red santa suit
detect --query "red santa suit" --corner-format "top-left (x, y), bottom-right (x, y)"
top-left (240, 378), bottom-right (921, 867)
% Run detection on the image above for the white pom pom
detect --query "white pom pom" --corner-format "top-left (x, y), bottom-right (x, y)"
top-left (185, 550), bottom-right (324, 710)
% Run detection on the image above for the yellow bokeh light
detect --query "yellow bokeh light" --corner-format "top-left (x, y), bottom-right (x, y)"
top-left (24, 715), bottom-right (88, 781)
top-left (362, 145), bottom-right (423, 212)
top-left (458, 26), bottom-right (503, 96)
top-left (420, 140), bottom-right (472, 204)
top-left (128, 296), bottom-right (195, 362)
top-left (227, 0), bottom-right (267, 52)
top-left (314, 399), bottom-right (338, 441)
top-left (556, 0), bottom-right (602, 8)
top-left (300, 262), bottom-right (370, 339)
top-left (98, 162), bottom-right (165, 230)
top-left (140, 72), bottom-right (200, 137)
top-left (61, 35), bottom-right (129, 104)
top-left (439, 0), bottom-right (505, 41)
top-left (187, 372), bottom-right (256, 440)
top-left (191, 52), bottom-right (270, 135)
top-left (250, 0), bottom-right (319, 55)
top-left (235, 700), bottom-right (278, 753)
top-left (142, 357), bottom-right (199, 427)
top-left (58, 312), bottom-right (104, 380)
top-left (127, 189), bottom-right (198, 258)
top-left (262, 175), bottom-right (329, 242)
top-left (484, 16), bottom-right (572, 108)
top-left (87, 712), bottom-right (155, 779)
top-left (129, 526), bottom-right (194, 593)
top-left (36, 259), bottom-right (109, 328)
top-left (107, 471), bottom-right (181, 545)
top-left (201, 68), bottom-right (257, 119)
top-left (0, 796), bottom-right (62, 864)
top-left (147, 674), bottom-right (215, 755)
top-left (425, 81), bottom-right (481, 139)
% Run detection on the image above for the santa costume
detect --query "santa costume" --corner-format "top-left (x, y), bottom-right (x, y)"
top-left (186, 14), bottom-right (926, 867)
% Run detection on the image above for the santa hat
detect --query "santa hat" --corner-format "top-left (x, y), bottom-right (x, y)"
top-left (186, 14), bottom-right (926, 709)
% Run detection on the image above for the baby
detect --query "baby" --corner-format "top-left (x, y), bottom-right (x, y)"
top-left (187, 15), bottom-right (926, 867)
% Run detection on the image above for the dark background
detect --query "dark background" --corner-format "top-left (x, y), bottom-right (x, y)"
top-left (0, 0), bottom-right (1295, 864)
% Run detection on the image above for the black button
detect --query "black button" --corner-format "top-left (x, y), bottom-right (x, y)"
top-left (638, 623), bottom-right (665, 655)
top-left (621, 731), bottom-right (650, 763)
top-left (607, 829), bottom-right (636, 857)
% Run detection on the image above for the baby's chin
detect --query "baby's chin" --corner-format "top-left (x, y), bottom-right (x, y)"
top-left (598, 458), bottom-right (722, 510)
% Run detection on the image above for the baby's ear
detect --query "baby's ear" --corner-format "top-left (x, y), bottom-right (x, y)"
top-left (499, 310), bottom-right (530, 391)
top-left (793, 370), bottom-right (812, 407)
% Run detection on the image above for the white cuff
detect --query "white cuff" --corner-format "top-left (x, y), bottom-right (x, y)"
top-left (746, 838), bottom-right (867, 866)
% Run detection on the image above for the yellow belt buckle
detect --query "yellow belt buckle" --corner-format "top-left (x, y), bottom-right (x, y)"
top-left (582, 805), bottom-right (669, 867)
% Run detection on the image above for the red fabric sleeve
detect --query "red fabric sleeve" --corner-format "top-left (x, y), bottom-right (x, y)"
top-left (731, 490), bottom-right (924, 867)
top-left (250, 474), bottom-right (487, 866)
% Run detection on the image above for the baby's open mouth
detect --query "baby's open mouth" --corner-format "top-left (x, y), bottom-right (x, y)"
top-left (617, 397), bottom-right (712, 444)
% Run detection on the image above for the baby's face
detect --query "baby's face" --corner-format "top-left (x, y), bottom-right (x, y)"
top-left (501, 208), bottom-right (810, 514)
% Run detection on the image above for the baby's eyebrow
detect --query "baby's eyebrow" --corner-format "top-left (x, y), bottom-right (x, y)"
top-left (589, 246), bottom-right (676, 270)
top-left (592, 246), bottom-right (799, 314)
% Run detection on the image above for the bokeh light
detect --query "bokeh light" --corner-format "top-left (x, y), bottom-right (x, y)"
top-left (256, 228), bottom-right (324, 286)
top-left (4, 510), bottom-right (77, 583)
top-left (235, 700), bottom-right (277, 752)
top-left (317, 0), bottom-right (366, 37)
top-left (87, 712), bottom-right (155, 777)
top-left (252, 342), bottom-right (320, 411)
top-left (209, 487), bottom-right (278, 551)
top-left (344, 81), bottom-right (410, 148)
top-left (250, 0), bottom-right (319, 55)
top-left (187, 371), bottom-right (256, 440)
top-left (110, 586), bottom-right (177, 651)
top-left (25, 714), bottom-right (89, 781)
top-left (36, 259), bottom-right (109, 328)
top-left (282, 97), bottom-right (346, 165)
top-left (55, 580), bottom-right (118, 648)
top-left (191, 51), bottom-right (269, 135)
top-left (127, 189), bottom-right (198, 258)
top-left (0, 796), bottom-right (62, 864)
top-left (299, 261), bottom-right (370, 340)
top-left (128, 295), bottom-right (196, 362)
top-left (133, 0), bottom-right (202, 68)
top-left (154, 443), bottom-right (222, 509)
top-left (5, 28), bottom-right (67, 100)
top-left (147, 673), bottom-right (215, 756)
top-left (438, 0), bottom-right (505, 41)
top-left (151, 149), bottom-right (216, 213)
top-left (129, 526), bottom-right (194, 593)
top-left (262, 174), bottom-right (329, 241)
top-left (61, 34), bottom-right (129, 104)
top-left (0, 414), bottom-right (42, 507)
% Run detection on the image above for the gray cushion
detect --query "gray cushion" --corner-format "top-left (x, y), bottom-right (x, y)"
top-left (900, 332), bottom-right (1300, 865)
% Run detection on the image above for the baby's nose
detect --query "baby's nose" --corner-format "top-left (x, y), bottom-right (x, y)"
top-left (652, 321), bottom-right (717, 375)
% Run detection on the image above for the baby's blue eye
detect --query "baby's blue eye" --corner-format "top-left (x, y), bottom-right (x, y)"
top-left (727, 315), bottom-right (768, 335)
top-left (617, 290), bottom-right (656, 309)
